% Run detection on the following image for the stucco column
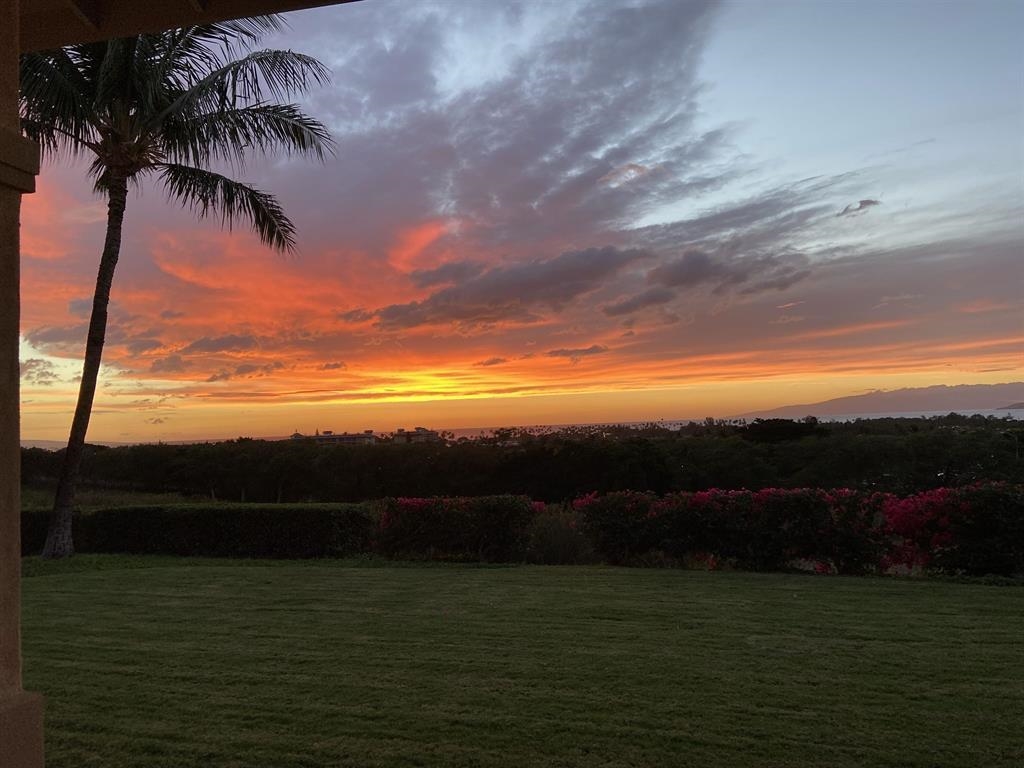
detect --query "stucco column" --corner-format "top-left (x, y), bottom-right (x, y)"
top-left (0, 0), bottom-right (45, 766)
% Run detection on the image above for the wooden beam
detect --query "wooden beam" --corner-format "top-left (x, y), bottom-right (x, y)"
top-left (21, 0), bottom-right (361, 52)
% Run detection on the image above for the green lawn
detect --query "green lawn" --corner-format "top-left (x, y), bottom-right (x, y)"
top-left (21, 557), bottom-right (1024, 768)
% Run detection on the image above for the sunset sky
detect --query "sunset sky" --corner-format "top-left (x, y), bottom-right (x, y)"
top-left (19, 0), bottom-right (1024, 442)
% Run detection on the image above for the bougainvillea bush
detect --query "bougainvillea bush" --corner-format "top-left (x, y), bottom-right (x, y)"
top-left (882, 483), bottom-right (1024, 576)
top-left (575, 484), bottom-right (1021, 576)
top-left (576, 488), bottom-right (882, 572)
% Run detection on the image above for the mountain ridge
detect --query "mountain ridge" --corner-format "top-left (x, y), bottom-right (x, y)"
top-left (737, 382), bottom-right (1024, 420)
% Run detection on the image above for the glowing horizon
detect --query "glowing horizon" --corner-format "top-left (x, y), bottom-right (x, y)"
top-left (19, 0), bottom-right (1024, 443)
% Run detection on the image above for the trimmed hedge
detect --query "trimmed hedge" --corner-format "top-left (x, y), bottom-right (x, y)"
top-left (22, 504), bottom-right (374, 559)
top-left (21, 496), bottom-right (537, 562)
top-left (377, 495), bottom-right (537, 562)
top-left (19, 485), bottom-right (1023, 576)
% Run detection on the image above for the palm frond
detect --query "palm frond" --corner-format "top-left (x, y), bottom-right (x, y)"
top-left (94, 37), bottom-right (136, 111)
top-left (180, 16), bottom-right (287, 59)
top-left (19, 50), bottom-right (97, 157)
top-left (151, 27), bottom-right (228, 93)
top-left (162, 102), bottom-right (334, 168)
top-left (148, 49), bottom-right (330, 131)
top-left (148, 16), bottom-right (286, 97)
top-left (158, 163), bottom-right (296, 251)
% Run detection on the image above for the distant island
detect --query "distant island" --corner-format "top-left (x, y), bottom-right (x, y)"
top-left (738, 382), bottom-right (1024, 420)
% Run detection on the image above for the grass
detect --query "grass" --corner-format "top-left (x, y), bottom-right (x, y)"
top-left (22, 556), bottom-right (1024, 768)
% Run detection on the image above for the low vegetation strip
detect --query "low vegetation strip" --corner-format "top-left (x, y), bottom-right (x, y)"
top-left (21, 415), bottom-right (1024, 502)
top-left (21, 485), bottom-right (1024, 577)
top-left (21, 557), bottom-right (1024, 768)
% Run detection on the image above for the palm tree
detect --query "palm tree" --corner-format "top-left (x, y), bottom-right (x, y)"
top-left (20, 16), bottom-right (333, 558)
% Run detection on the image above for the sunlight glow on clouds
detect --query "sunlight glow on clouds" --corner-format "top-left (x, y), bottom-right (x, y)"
top-left (19, 0), bottom-right (1023, 442)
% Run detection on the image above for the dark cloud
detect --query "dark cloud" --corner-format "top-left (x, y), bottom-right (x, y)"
top-left (125, 338), bottom-right (163, 355)
top-left (318, 361), bottom-right (347, 370)
top-left (409, 261), bottom-right (486, 288)
top-left (738, 260), bottom-right (811, 295)
top-left (338, 308), bottom-right (373, 324)
top-left (474, 357), bottom-right (508, 367)
top-left (150, 355), bottom-right (189, 374)
top-left (647, 250), bottom-right (725, 288)
top-left (546, 344), bottom-right (609, 364)
top-left (25, 323), bottom-right (87, 350)
top-left (160, 309), bottom-right (186, 319)
top-left (633, 175), bottom-right (858, 264)
top-left (837, 199), bottom-right (881, 217)
top-left (207, 361), bottom-right (283, 382)
top-left (182, 334), bottom-right (257, 354)
top-left (68, 298), bottom-right (92, 317)
top-left (145, 417), bottom-right (167, 425)
top-left (603, 286), bottom-right (677, 317)
top-left (374, 246), bottom-right (651, 329)
top-left (648, 249), bottom-right (811, 296)
top-left (20, 358), bottom-right (60, 386)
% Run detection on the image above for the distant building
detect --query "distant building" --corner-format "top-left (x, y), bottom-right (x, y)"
top-left (393, 426), bottom-right (442, 444)
top-left (290, 429), bottom-right (377, 446)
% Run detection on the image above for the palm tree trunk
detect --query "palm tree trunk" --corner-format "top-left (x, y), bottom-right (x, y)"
top-left (42, 173), bottom-right (129, 559)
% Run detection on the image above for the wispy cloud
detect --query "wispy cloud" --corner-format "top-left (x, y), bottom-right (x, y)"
top-left (20, 358), bottom-right (60, 386)
top-left (837, 199), bottom-right (880, 217)
top-left (370, 247), bottom-right (651, 330)
top-left (547, 345), bottom-right (609, 364)
top-left (182, 335), bottom-right (258, 354)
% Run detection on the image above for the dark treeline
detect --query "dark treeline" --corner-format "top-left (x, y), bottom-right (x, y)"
top-left (21, 415), bottom-right (1024, 504)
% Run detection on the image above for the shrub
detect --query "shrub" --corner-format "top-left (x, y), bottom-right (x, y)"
top-left (573, 486), bottom-right (1021, 576)
top-left (819, 489), bottom-right (889, 574)
top-left (930, 484), bottom-right (1024, 577)
top-left (882, 488), bottom-right (960, 572)
top-left (526, 506), bottom-right (595, 565)
top-left (733, 488), bottom-right (829, 571)
top-left (575, 491), bottom-right (664, 565)
top-left (376, 495), bottom-right (536, 562)
top-left (23, 504), bottom-right (374, 558)
top-left (678, 489), bottom-right (751, 567)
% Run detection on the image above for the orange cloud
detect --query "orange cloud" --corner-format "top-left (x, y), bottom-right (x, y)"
top-left (387, 219), bottom-right (450, 271)
top-left (788, 320), bottom-right (914, 342)
top-left (20, 176), bottom-right (105, 261)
